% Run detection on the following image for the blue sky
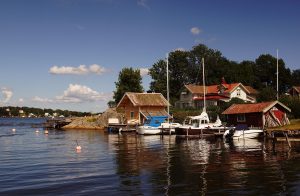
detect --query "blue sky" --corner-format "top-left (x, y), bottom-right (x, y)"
top-left (0, 0), bottom-right (299, 113)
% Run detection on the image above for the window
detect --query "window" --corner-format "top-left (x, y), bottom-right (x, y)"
top-left (130, 112), bottom-right (134, 119)
top-left (237, 88), bottom-right (241, 96)
top-left (237, 114), bottom-right (246, 122)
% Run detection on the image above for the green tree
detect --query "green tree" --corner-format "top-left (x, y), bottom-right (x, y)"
top-left (149, 44), bottom-right (231, 104)
top-left (107, 100), bottom-right (116, 108)
top-left (113, 67), bottom-right (144, 104)
top-left (292, 69), bottom-right (300, 85)
top-left (255, 54), bottom-right (292, 92)
top-left (149, 50), bottom-right (191, 104)
top-left (256, 87), bottom-right (277, 102)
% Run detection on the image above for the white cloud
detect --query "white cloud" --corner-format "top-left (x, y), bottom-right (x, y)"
top-left (49, 65), bottom-right (89, 75)
top-left (140, 68), bottom-right (149, 76)
top-left (49, 64), bottom-right (107, 75)
top-left (32, 84), bottom-right (112, 105)
top-left (89, 64), bottom-right (107, 75)
top-left (137, 0), bottom-right (150, 9)
top-left (1, 88), bottom-right (13, 103)
top-left (190, 27), bottom-right (202, 35)
top-left (56, 84), bottom-right (111, 103)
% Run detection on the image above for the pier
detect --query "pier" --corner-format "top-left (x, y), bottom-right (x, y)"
top-left (42, 118), bottom-right (71, 129)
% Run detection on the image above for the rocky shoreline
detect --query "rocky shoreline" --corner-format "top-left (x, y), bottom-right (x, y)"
top-left (62, 108), bottom-right (123, 130)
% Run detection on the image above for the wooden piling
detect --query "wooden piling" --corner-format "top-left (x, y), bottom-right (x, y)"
top-left (284, 132), bottom-right (291, 149)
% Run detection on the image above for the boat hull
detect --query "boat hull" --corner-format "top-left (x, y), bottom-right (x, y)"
top-left (175, 126), bottom-right (227, 136)
top-left (137, 126), bottom-right (161, 135)
top-left (232, 129), bottom-right (263, 139)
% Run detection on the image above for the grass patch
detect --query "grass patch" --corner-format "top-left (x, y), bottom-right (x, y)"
top-left (267, 119), bottom-right (300, 131)
top-left (86, 117), bottom-right (97, 123)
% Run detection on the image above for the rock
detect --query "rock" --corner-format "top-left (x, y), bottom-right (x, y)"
top-left (62, 108), bottom-right (123, 130)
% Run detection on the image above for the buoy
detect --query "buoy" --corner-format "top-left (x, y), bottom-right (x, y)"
top-left (44, 130), bottom-right (49, 134)
top-left (12, 128), bottom-right (16, 132)
top-left (76, 145), bottom-right (82, 150)
top-left (76, 140), bottom-right (82, 151)
top-left (35, 129), bottom-right (39, 133)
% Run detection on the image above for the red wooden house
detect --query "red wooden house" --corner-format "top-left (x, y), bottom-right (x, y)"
top-left (116, 92), bottom-right (170, 125)
top-left (222, 101), bottom-right (291, 128)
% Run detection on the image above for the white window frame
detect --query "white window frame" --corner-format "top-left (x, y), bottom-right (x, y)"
top-left (236, 88), bottom-right (241, 97)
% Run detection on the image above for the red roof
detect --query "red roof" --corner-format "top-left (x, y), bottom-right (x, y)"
top-left (185, 83), bottom-right (255, 95)
top-left (222, 101), bottom-right (291, 114)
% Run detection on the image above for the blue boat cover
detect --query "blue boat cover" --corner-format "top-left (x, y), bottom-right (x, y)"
top-left (144, 116), bottom-right (168, 127)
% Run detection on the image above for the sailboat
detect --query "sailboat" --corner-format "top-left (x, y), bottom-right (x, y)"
top-left (137, 53), bottom-right (181, 135)
top-left (175, 58), bottom-right (229, 137)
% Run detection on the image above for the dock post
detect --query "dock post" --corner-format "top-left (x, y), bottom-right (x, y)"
top-left (200, 129), bottom-right (203, 139)
top-left (284, 131), bottom-right (291, 149)
top-left (272, 131), bottom-right (276, 151)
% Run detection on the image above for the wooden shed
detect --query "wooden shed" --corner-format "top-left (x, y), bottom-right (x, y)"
top-left (116, 92), bottom-right (170, 125)
top-left (222, 101), bottom-right (291, 128)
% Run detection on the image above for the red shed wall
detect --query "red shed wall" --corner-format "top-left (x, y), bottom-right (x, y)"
top-left (226, 112), bottom-right (263, 128)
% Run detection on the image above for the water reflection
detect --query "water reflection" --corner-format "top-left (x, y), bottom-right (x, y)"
top-left (107, 134), bottom-right (300, 195)
top-left (0, 119), bottom-right (299, 195)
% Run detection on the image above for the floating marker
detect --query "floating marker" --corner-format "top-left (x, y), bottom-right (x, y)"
top-left (44, 130), bottom-right (49, 134)
top-left (76, 140), bottom-right (82, 151)
top-left (12, 128), bottom-right (16, 132)
top-left (35, 129), bottom-right (39, 133)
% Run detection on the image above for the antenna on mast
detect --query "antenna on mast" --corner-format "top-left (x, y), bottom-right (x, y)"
top-left (276, 49), bottom-right (279, 100)
top-left (202, 58), bottom-right (206, 112)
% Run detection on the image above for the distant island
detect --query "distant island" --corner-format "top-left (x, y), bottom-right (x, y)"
top-left (0, 106), bottom-right (92, 118)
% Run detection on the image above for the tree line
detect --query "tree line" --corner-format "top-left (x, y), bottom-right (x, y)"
top-left (112, 44), bottom-right (300, 118)
top-left (0, 106), bottom-right (91, 117)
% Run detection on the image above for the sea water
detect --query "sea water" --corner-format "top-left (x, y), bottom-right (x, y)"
top-left (0, 118), bottom-right (299, 195)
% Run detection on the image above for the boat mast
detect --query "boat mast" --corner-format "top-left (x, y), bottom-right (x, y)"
top-left (167, 53), bottom-right (170, 123)
top-left (202, 57), bottom-right (206, 112)
top-left (276, 49), bottom-right (279, 100)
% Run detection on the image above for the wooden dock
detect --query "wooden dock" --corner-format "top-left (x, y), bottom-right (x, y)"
top-left (265, 129), bottom-right (300, 149)
top-left (42, 118), bottom-right (71, 129)
top-left (106, 124), bottom-right (137, 133)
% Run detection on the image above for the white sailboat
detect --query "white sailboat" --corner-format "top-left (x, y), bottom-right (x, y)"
top-left (175, 58), bottom-right (226, 136)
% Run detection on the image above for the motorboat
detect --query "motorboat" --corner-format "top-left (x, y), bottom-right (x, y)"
top-left (224, 124), bottom-right (263, 139)
top-left (137, 116), bottom-right (168, 135)
top-left (175, 111), bottom-right (228, 136)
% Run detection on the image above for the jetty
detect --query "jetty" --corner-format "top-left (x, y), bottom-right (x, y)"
top-left (42, 118), bottom-right (71, 129)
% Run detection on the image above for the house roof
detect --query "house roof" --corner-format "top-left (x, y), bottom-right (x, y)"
top-left (244, 86), bottom-right (259, 94)
top-left (185, 83), bottom-right (255, 95)
top-left (140, 109), bottom-right (170, 118)
top-left (292, 86), bottom-right (300, 93)
top-left (222, 101), bottom-right (291, 115)
top-left (185, 84), bottom-right (229, 94)
top-left (117, 92), bottom-right (169, 108)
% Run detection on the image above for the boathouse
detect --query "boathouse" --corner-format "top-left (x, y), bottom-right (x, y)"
top-left (116, 92), bottom-right (170, 125)
top-left (222, 101), bottom-right (291, 128)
